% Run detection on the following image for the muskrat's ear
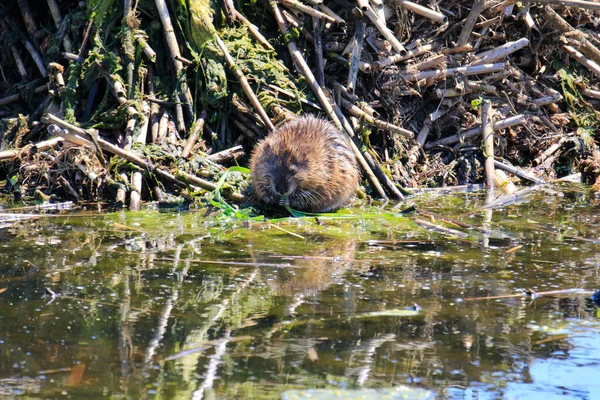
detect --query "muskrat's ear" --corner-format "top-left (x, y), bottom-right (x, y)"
top-left (261, 142), bottom-right (272, 155)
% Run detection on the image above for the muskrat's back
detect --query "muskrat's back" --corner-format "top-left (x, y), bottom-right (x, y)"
top-left (250, 116), bottom-right (360, 212)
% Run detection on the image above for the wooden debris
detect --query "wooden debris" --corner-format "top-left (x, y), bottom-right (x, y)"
top-left (0, 0), bottom-right (599, 211)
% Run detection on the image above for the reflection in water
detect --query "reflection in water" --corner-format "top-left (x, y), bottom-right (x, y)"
top-left (0, 190), bottom-right (599, 398)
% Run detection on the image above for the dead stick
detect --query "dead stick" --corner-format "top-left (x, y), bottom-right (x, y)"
top-left (563, 45), bottom-right (600, 79)
top-left (401, 62), bottom-right (506, 82)
top-left (535, 0), bottom-right (600, 10)
top-left (457, 0), bottom-right (487, 47)
top-left (494, 160), bottom-right (546, 184)
top-left (465, 288), bottom-right (594, 301)
top-left (182, 111), bottom-right (207, 159)
top-left (412, 218), bottom-right (469, 238)
top-left (341, 98), bottom-right (414, 138)
top-left (318, 4), bottom-right (344, 23)
top-left (130, 171), bottom-right (142, 210)
top-left (471, 38), bottom-right (529, 66)
top-left (357, 0), bottom-right (406, 54)
top-left (233, 10), bottom-right (274, 50)
top-left (46, 0), bottom-right (73, 52)
top-left (279, 0), bottom-right (335, 22)
top-left (154, 0), bottom-right (193, 129)
top-left (373, 43), bottom-right (436, 69)
top-left (207, 145), bottom-right (245, 163)
top-left (16, 0), bottom-right (39, 40)
top-left (0, 84), bottom-right (47, 107)
top-left (22, 39), bottom-right (47, 77)
top-left (425, 114), bottom-right (525, 148)
top-left (313, 17), bottom-right (325, 87)
top-left (543, 6), bottom-right (600, 64)
top-left (481, 100), bottom-right (495, 194)
top-left (416, 114), bottom-right (433, 147)
top-left (362, 151), bottom-right (405, 200)
top-left (395, 0), bottom-right (446, 23)
top-left (0, 138), bottom-right (63, 162)
top-left (582, 88), bottom-right (600, 99)
top-left (43, 114), bottom-right (246, 203)
top-left (347, 21), bottom-right (365, 93)
top-left (214, 34), bottom-right (275, 131)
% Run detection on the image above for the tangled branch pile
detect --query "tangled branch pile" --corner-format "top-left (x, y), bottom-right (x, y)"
top-left (1, 0), bottom-right (599, 210)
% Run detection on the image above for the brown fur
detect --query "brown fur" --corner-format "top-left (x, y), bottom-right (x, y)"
top-left (249, 116), bottom-right (360, 212)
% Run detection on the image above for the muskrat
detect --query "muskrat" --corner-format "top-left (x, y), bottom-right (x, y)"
top-left (249, 116), bottom-right (360, 212)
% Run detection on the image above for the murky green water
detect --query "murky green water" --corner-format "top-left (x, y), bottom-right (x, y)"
top-left (1, 186), bottom-right (599, 399)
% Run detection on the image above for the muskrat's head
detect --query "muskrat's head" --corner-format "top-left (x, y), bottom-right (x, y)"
top-left (250, 141), bottom-right (313, 209)
top-left (265, 147), bottom-right (311, 207)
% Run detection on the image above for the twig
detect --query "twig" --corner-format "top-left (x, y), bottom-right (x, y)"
top-left (16, 0), bottom-right (39, 40)
top-left (282, 10), bottom-right (313, 40)
top-left (399, 63), bottom-right (507, 83)
top-left (415, 114), bottom-right (433, 147)
top-left (318, 4), bottom-right (344, 23)
top-left (182, 111), bottom-right (207, 159)
top-left (22, 39), bottom-right (47, 77)
top-left (207, 145), bottom-right (245, 163)
top-left (214, 34), bottom-right (275, 131)
top-left (534, 0), bottom-right (600, 10)
top-left (313, 17), bottom-right (325, 87)
top-left (130, 171), bottom-right (142, 210)
top-left (154, 0), bottom-right (193, 129)
top-left (46, 0), bottom-right (73, 52)
top-left (494, 160), bottom-right (547, 184)
top-left (135, 34), bottom-right (157, 62)
top-left (9, 42), bottom-right (28, 79)
top-left (481, 100), bottom-right (495, 196)
top-left (409, 54), bottom-right (448, 72)
top-left (531, 92), bottom-right (563, 107)
top-left (341, 98), bottom-right (414, 138)
top-left (533, 136), bottom-right (569, 166)
top-left (471, 38), bottom-right (529, 66)
top-left (362, 151), bottom-right (405, 200)
top-left (357, 0), bottom-right (406, 54)
top-left (116, 172), bottom-right (128, 205)
top-left (582, 88), bottom-right (600, 99)
top-left (543, 6), bottom-right (600, 64)
top-left (265, 84), bottom-right (322, 110)
top-left (373, 43), bottom-right (437, 69)
top-left (416, 209), bottom-right (482, 231)
top-left (0, 138), bottom-right (63, 162)
top-left (412, 218), bottom-right (469, 238)
top-left (148, 68), bottom-right (161, 143)
top-left (233, 10), bottom-right (274, 50)
top-left (435, 80), bottom-right (498, 98)
top-left (464, 288), bottom-right (594, 302)
top-left (425, 114), bottom-right (526, 148)
top-left (395, 0), bottom-right (447, 23)
top-left (480, 185), bottom-right (540, 209)
top-left (0, 85), bottom-right (47, 107)
top-left (457, 0), bottom-right (487, 47)
top-left (43, 114), bottom-right (246, 203)
top-left (563, 45), bottom-right (600, 79)
top-left (279, 0), bottom-right (336, 22)
top-left (347, 21), bottom-right (366, 93)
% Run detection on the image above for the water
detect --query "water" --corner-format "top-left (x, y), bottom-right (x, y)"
top-left (0, 186), bottom-right (599, 399)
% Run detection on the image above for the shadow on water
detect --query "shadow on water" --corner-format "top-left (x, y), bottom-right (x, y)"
top-left (0, 185), bottom-right (599, 399)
